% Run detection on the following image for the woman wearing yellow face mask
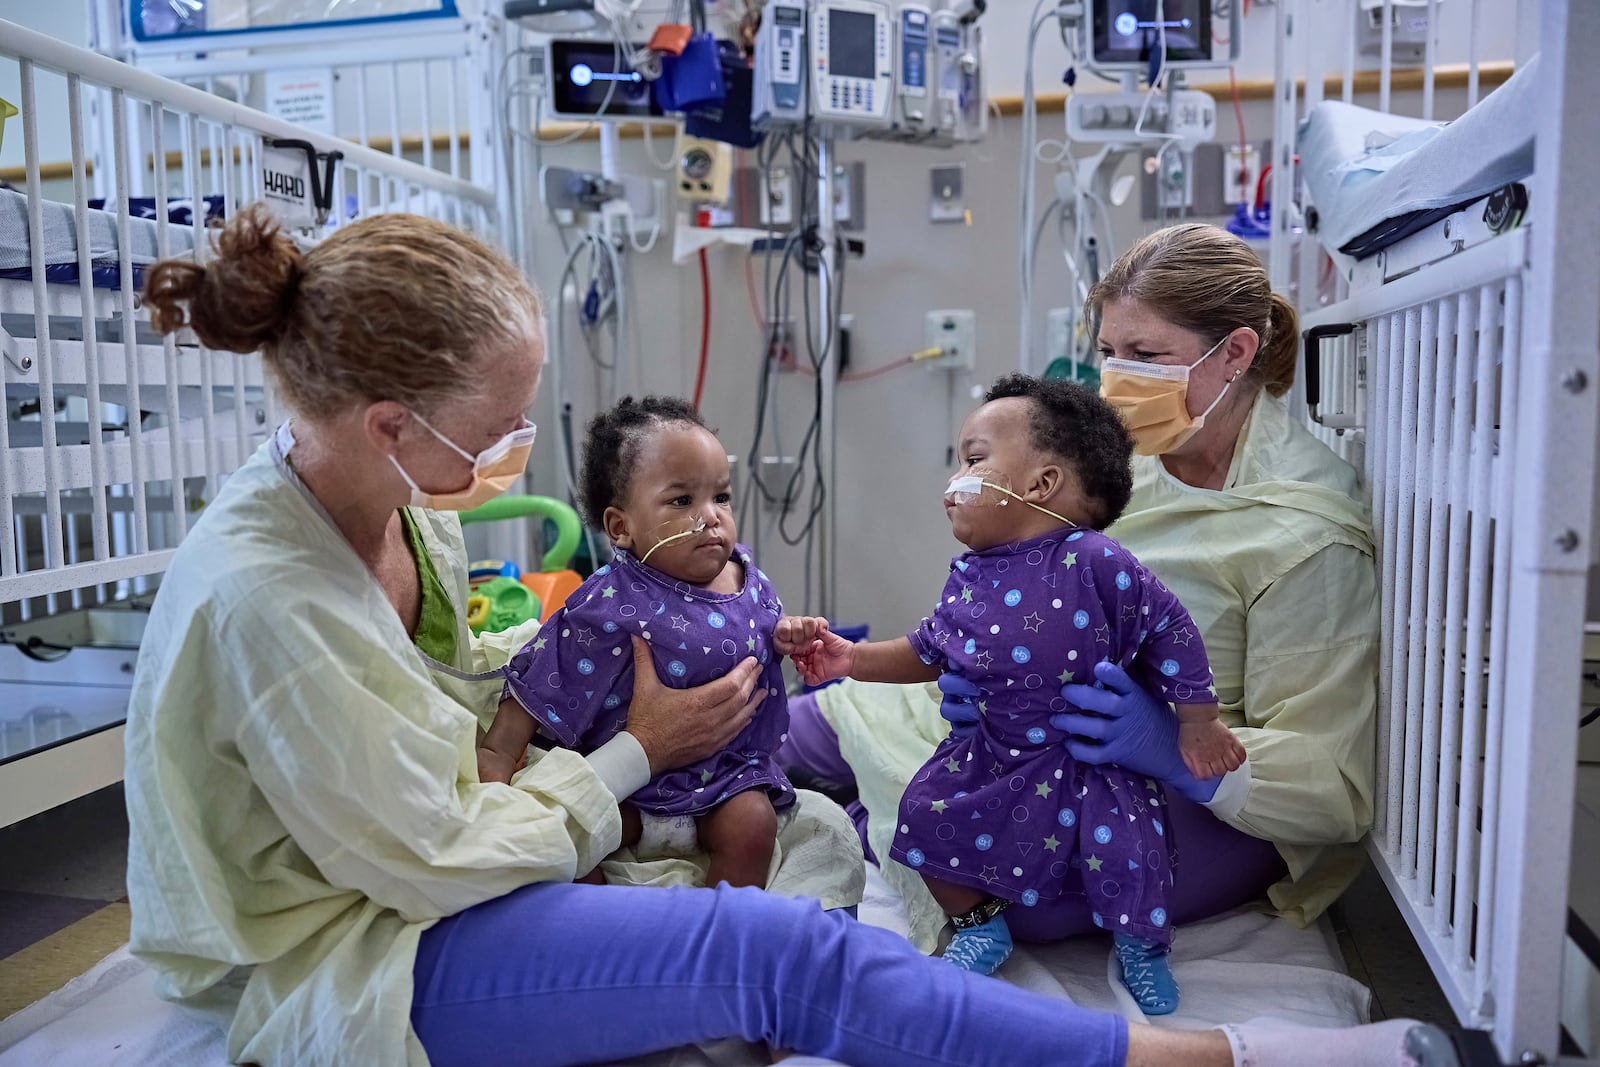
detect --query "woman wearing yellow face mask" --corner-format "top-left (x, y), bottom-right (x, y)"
top-left (782, 223), bottom-right (1379, 960)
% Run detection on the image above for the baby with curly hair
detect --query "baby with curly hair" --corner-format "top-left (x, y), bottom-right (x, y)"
top-left (778, 375), bottom-right (1241, 1015)
top-left (479, 396), bottom-right (793, 889)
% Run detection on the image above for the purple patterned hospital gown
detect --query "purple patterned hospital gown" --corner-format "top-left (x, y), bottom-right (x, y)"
top-left (890, 528), bottom-right (1215, 945)
top-left (502, 544), bottom-right (795, 818)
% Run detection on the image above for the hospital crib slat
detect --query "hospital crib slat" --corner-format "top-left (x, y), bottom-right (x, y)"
top-left (1431, 289), bottom-right (1475, 943)
top-left (68, 73), bottom-right (111, 571)
top-left (1453, 283), bottom-right (1497, 981)
top-left (1394, 306), bottom-right (1423, 876)
top-left (112, 89), bottom-right (150, 558)
top-left (1417, 296), bottom-right (1454, 908)
top-left (1369, 314), bottom-right (1392, 846)
top-left (1476, 275), bottom-right (1520, 1012)
top-left (150, 102), bottom-right (189, 543)
top-left (22, 59), bottom-right (67, 583)
top-left (1380, 312), bottom-right (1406, 856)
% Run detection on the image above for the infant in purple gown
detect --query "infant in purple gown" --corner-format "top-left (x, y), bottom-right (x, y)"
top-left (479, 397), bottom-right (792, 890)
top-left (776, 375), bottom-right (1221, 1015)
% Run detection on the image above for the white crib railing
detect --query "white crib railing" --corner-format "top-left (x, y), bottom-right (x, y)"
top-left (1279, 1), bottom-right (1600, 1062)
top-left (89, 2), bottom-right (508, 220)
top-left (0, 18), bottom-right (499, 618)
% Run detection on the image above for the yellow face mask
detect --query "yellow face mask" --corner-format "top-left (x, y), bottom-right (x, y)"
top-left (1098, 335), bottom-right (1231, 456)
top-left (389, 413), bottom-right (537, 511)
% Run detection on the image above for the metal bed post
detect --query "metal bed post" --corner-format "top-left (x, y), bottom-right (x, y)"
top-left (1489, 0), bottom-right (1600, 1059)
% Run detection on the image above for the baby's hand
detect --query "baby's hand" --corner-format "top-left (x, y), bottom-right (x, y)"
top-left (774, 615), bottom-right (831, 656)
top-left (477, 746), bottom-right (518, 785)
top-left (1177, 719), bottom-right (1246, 781)
top-left (776, 616), bottom-right (856, 686)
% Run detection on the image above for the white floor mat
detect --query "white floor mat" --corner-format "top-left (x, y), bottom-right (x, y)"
top-left (0, 867), bottom-right (1368, 1067)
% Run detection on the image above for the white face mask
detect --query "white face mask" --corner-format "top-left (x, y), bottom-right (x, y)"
top-left (1099, 334), bottom-right (1233, 456)
top-left (389, 412), bottom-right (537, 511)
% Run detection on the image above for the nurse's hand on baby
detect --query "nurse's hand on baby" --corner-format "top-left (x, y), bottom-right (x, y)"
top-left (1055, 660), bottom-right (1225, 805)
top-left (774, 616), bottom-right (856, 686)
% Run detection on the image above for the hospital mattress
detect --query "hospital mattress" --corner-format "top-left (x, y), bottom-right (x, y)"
top-left (0, 865), bottom-right (1370, 1067)
top-left (1298, 57), bottom-right (1537, 259)
top-left (0, 190), bottom-right (207, 290)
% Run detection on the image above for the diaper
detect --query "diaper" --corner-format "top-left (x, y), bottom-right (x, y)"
top-left (635, 812), bottom-right (700, 860)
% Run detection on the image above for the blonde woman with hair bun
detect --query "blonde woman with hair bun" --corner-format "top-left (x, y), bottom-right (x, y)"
top-left (124, 208), bottom-right (1430, 1067)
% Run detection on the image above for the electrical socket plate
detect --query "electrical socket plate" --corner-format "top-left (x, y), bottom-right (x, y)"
top-left (762, 166), bottom-right (795, 227)
top-left (925, 309), bottom-right (976, 372)
top-left (929, 163), bottom-right (965, 223)
top-left (1223, 145), bottom-right (1261, 206)
top-left (1046, 307), bottom-right (1075, 363)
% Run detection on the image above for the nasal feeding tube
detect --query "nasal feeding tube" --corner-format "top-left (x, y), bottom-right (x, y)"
top-left (639, 514), bottom-right (710, 565)
top-left (945, 471), bottom-right (1077, 528)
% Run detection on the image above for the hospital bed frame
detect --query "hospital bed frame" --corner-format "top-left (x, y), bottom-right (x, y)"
top-left (0, 17), bottom-right (501, 827)
top-left (1271, 1), bottom-right (1600, 1063)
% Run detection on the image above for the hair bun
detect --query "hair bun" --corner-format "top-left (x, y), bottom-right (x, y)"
top-left (143, 203), bottom-right (303, 353)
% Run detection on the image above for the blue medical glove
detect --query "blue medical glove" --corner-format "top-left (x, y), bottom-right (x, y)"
top-left (1051, 660), bottom-right (1222, 804)
top-left (937, 672), bottom-right (983, 740)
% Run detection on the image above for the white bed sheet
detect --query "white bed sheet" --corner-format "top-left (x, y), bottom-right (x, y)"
top-left (1298, 57), bottom-right (1537, 253)
top-left (0, 866), bottom-right (1369, 1067)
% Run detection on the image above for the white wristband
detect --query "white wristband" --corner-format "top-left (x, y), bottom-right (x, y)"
top-left (585, 732), bottom-right (651, 800)
top-left (1203, 759), bottom-right (1252, 822)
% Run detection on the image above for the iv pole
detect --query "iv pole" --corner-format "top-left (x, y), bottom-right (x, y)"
top-left (815, 135), bottom-right (838, 619)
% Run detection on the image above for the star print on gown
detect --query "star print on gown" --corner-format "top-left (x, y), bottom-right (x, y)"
top-left (503, 543), bottom-right (794, 818)
top-left (890, 529), bottom-right (1214, 946)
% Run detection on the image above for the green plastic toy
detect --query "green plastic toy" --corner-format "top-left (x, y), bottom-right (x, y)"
top-left (459, 495), bottom-right (587, 629)
top-left (466, 576), bottom-right (541, 637)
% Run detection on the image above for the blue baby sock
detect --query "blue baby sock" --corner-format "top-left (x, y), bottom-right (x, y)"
top-left (1113, 933), bottom-right (1179, 1015)
top-left (942, 914), bottom-right (1013, 975)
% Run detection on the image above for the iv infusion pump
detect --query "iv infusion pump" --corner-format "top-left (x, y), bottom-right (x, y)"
top-left (755, 0), bottom-right (893, 132)
top-left (810, 0), bottom-right (894, 130)
top-left (754, 0), bottom-right (983, 144)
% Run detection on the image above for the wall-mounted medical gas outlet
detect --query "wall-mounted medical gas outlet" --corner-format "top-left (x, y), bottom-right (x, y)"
top-left (925, 309), bottom-right (976, 372)
top-left (1067, 89), bottom-right (1216, 148)
top-left (675, 133), bottom-right (732, 203)
top-left (1137, 140), bottom-right (1272, 219)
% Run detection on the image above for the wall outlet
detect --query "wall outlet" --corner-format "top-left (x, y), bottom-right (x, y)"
top-left (925, 309), bottom-right (976, 372)
top-left (766, 318), bottom-right (798, 369)
top-left (1223, 144), bottom-right (1261, 206)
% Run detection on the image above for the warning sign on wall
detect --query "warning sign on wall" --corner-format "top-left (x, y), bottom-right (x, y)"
top-left (264, 68), bottom-right (336, 136)
top-left (259, 145), bottom-right (317, 230)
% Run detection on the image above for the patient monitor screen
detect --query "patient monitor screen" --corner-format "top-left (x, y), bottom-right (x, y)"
top-left (828, 9), bottom-right (878, 80)
top-left (549, 39), bottom-right (663, 119)
top-left (1093, 0), bottom-right (1212, 67)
